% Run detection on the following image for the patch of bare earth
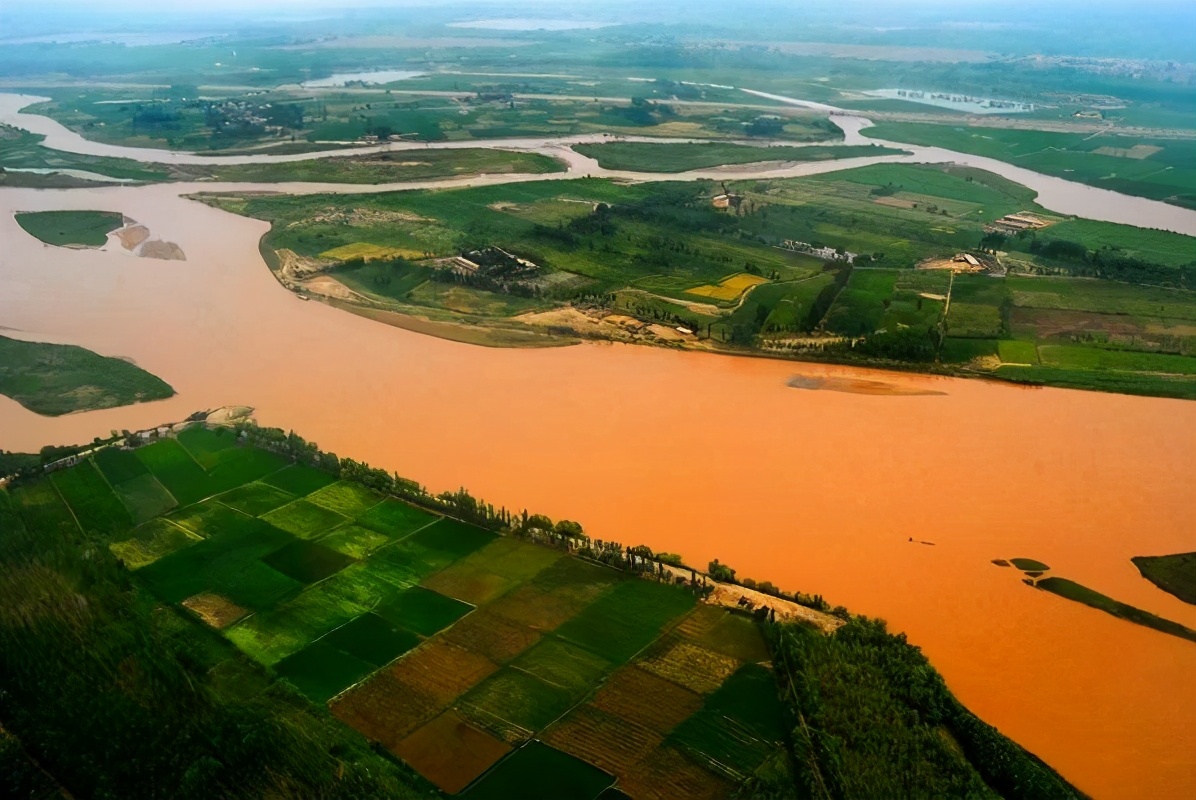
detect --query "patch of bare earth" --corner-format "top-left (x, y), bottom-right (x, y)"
top-left (275, 248), bottom-right (334, 286)
top-left (301, 275), bottom-right (364, 302)
top-left (182, 593), bottom-right (247, 628)
top-left (116, 223), bottom-right (149, 250)
top-left (138, 240), bottom-right (186, 261)
top-left (706, 582), bottom-right (844, 633)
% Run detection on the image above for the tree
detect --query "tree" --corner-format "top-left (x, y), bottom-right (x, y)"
top-left (709, 559), bottom-right (736, 583)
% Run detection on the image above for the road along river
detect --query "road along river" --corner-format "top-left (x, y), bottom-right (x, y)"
top-left (2, 99), bottom-right (1195, 798)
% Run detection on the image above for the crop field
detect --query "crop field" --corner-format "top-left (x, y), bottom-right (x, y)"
top-left (18, 427), bottom-right (787, 796)
top-left (686, 272), bottom-right (769, 301)
top-left (394, 710), bottom-right (513, 794)
top-left (822, 269), bottom-right (899, 336)
top-left (864, 122), bottom-right (1196, 210)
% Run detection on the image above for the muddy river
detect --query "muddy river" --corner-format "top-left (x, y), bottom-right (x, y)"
top-left (2, 98), bottom-right (1195, 797)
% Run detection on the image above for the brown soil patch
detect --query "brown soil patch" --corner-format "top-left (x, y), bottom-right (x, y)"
top-left (544, 704), bottom-right (665, 776)
top-left (637, 638), bottom-right (741, 695)
top-left (181, 593), bottom-right (247, 629)
top-left (138, 240), bottom-right (186, 261)
top-left (422, 565), bottom-right (512, 605)
top-left (1010, 307), bottom-right (1144, 338)
top-left (442, 607), bottom-right (541, 664)
top-left (590, 665), bottom-right (703, 734)
top-left (618, 743), bottom-right (736, 800)
top-left (333, 639), bottom-right (499, 749)
top-left (647, 324), bottom-right (688, 341)
top-left (673, 603), bottom-right (728, 639)
top-left (392, 710), bottom-right (512, 794)
top-left (486, 584), bottom-right (583, 631)
top-left (116, 224), bottom-right (149, 250)
top-left (917, 257), bottom-right (978, 272)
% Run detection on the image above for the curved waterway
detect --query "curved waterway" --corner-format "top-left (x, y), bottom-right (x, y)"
top-left (2, 99), bottom-right (1196, 797)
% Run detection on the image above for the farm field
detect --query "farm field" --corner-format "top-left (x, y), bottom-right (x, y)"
top-left (210, 163), bottom-right (1196, 398)
top-left (0, 335), bottom-right (175, 416)
top-left (3, 423), bottom-right (788, 796)
top-left (0, 423), bottom-right (1089, 798)
top-left (864, 121), bottom-right (1196, 210)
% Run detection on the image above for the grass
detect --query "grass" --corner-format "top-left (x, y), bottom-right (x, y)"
top-left (0, 335), bottom-right (174, 416)
top-left (1130, 552), bottom-right (1196, 605)
top-left (462, 740), bottom-right (615, 800)
top-left (573, 142), bottom-right (903, 173)
top-left (1036, 577), bottom-right (1196, 643)
top-left (208, 148), bottom-right (564, 184)
top-left (14, 210), bottom-right (124, 247)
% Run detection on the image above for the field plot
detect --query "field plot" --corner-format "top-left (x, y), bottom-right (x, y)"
top-left (94, 446), bottom-right (149, 485)
top-left (637, 636), bottom-right (741, 695)
top-left (109, 518), bottom-right (200, 569)
top-left (822, 269), bottom-right (899, 336)
top-left (358, 498), bottom-right (439, 537)
top-left (686, 273), bottom-right (769, 302)
top-left (591, 665), bottom-right (704, 734)
top-left (318, 523), bottom-right (391, 558)
top-left (216, 481), bottom-right (296, 516)
top-left (262, 463), bottom-right (338, 496)
top-left (555, 579), bottom-right (696, 665)
top-left (395, 710), bottom-right (513, 795)
top-left (275, 642), bottom-right (377, 704)
top-left (134, 439), bottom-right (211, 505)
top-left (262, 499), bottom-right (349, 538)
top-left (176, 425), bottom-right (237, 469)
top-left (306, 481), bottom-right (385, 517)
top-left (513, 637), bottom-right (612, 696)
top-left (261, 539), bottom-right (355, 584)
top-left (443, 606), bottom-right (542, 664)
top-left (374, 585), bottom-right (473, 636)
top-left (322, 612), bottom-right (422, 666)
top-left (51, 460), bottom-right (131, 536)
top-left (463, 740), bottom-right (614, 800)
top-left (181, 592), bottom-right (247, 629)
top-left (459, 667), bottom-right (576, 733)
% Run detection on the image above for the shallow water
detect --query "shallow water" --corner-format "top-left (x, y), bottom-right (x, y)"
top-left (1, 182), bottom-right (1194, 798)
top-left (301, 70), bottom-right (426, 88)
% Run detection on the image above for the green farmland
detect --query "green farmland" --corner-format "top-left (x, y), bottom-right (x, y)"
top-left (865, 121), bottom-right (1196, 210)
top-left (0, 424), bottom-right (1082, 799)
top-left (0, 335), bottom-right (175, 415)
top-left (212, 162), bottom-right (1196, 398)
